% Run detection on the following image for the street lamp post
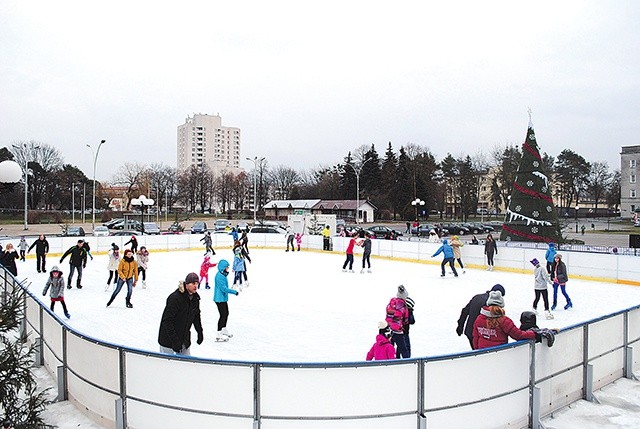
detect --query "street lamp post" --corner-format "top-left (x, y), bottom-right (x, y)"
top-left (87, 140), bottom-right (106, 231)
top-left (12, 143), bottom-right (39, 230)
top-left (246, 156), bottom-right (265, 225)
top-left (575, 205), bottom-right (580, 233)
top-left (345, 158), bottom-right (371, 224)
top-left (131, 195), bottom-right (155, 234)
top-left (411, 198), bottom-right (425, 221)
top-left (72, 182), bottom-right (75, 224)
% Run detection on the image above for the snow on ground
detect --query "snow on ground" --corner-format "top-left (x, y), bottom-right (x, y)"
top-left (16, 246), bottom-right (640, 427)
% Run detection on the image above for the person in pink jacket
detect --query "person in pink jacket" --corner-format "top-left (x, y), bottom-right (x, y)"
top-left (199, 255), bottom-right (217, 289)
top-left (366, 321), bottom-right (396, 361)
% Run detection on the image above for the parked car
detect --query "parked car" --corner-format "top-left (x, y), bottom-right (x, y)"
top-left (92, 226), bottom-right (110, 237)
top-left (440, 223), bottom-right (470, 235)
top-left (166, 222), bottom-right (184, 234)
top-left (62, 226), bottom-right (86, 237)
top-left (191, 221), bottom-right (208, 234)
top-left (461, 223), bottom-right (494, 234)
top-left (111, 230), bottom-right (142, 236)
top-left (366, 225), bottom-right (403, 238)
top-left (109, 219), bottom-right (142, 231)
top-left (214, 219), bottom-right (230, 231)
top-left (103, 218), bottom-right (124, 228)
top-left (143, 222), bottom-right (161, 235)
top-left (249, 226), bottom-right (287, 234)
top-left (410, 224), bottom-right (449, 237)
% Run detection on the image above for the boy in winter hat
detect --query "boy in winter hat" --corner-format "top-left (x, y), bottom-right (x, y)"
top-left (385, 285), bottom-right (410, 358)
top-left (42, 266), bottom-right (70, 319)
top-left (519, 311), bottom-right (559, 347)
top-left (402, 296), bottom-right (416, 358)
top-left (366, 321), bottom-right (396, 361)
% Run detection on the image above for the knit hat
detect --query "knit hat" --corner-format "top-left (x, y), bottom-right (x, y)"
top-left (530, 258), bottom-right (540, 266)
top-left (405, 297), bottom-right (415, 310)
top-left (490, 284), bottom-right (506, 297)
top-left (378, 320), bottom-right (389, 330)
top-left (185, 272), bottom-right (199, 284)
top-left (486, 290), bottom-right (504, 307)
top-left (378, 320), bottom-right (391, 337)
top-left (555, 253), bottom-right (563, 259)
top-left (397, 285), bottom-right (409, 300)
top-left (111, 243), bottom-right (119, 250)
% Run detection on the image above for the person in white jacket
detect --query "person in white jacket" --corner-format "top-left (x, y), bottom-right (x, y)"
top-left (530, 258), bottom-right (553, 319)
top-left (106, 243), bottom-right (120, 291)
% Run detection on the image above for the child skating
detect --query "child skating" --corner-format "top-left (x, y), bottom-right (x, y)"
top-left (106, 243), bottom-right (120, 291)
top-left (213, 259), bottom-right (239, 341)
top-left (199, 254), bottom-right (217, 289)
top-left (137, 246), bottom-right (149, 288)
top-left (42, 266), bottom-right (70, 319)
top-left (232, 242), bottom-right (246, 289)
top-left (530, 258), bottom-right (553, 319)
top-left (366, 321), bottom-right (396, 361)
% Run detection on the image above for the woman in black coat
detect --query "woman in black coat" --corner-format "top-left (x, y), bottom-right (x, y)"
top-left (484, 234), bottom-right (498, 271)
top-left (1, 243), bottom-right (20, 276)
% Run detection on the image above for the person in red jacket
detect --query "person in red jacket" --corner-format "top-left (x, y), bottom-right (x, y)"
top-left (341, 232), bottom-right (361, 273)
top-left (366, 321), bottom-right (396, 361)
top-left (472, 290), bottom-right (536, 350)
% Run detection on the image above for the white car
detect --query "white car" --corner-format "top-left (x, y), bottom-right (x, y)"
top-left (143, 222), bottom-right (161, 235)
top-left (92, 226), bottom-right (110, 237)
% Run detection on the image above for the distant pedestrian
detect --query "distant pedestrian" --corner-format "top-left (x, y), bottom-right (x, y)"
top-left (405, 221), bottom-right (411, 234)
top-left (157, 272), bottom-right (203, 355)
top-left (581, 224), bottom-right (585, 235)
top-left (322, 225), bottom-right (331, 251)
top-left (551, 254), bottom-right (572, 310)
top-left (432, 238), bottom-right (458, 278)
top-left (449, 235), bottom-right (465, 274)
top-left (456, 284), bottom-right (506, 349)
top-left (484, 234), bottom-right (497, 271)
top-left (213, 259), bottom-right (239, 341)
top-left (60, 240), bottom-right (87, 289)
top-left (366, 321), bottom-right (396, 361)
top-left (18, 237), bottom-right (28, 262)
top-left (530, 258), bottom-right (553, 319)
top-left (544, 242), bottom-right (557, 275)
top-left (42, 266), bottom-right (70, 319)
top-left (472, 290), bottom-right (536, 350)
top-left (28, 234), bottom-right (49, 273)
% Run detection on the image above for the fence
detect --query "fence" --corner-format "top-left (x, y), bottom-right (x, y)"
top-left (1, 234), bottom-right (639, 428)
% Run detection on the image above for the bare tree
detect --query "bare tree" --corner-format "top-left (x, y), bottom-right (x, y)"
top-left (113, 163), bottom-right (147, 209)
top-left (269, 165), bottom-right (300, 200)
top-left (586, 161), bottom-right (612, 214)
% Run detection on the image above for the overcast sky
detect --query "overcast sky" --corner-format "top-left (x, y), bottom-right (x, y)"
top-left (1, 1), bottom-right (639, 180)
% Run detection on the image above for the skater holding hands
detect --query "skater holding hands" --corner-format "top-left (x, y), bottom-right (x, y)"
top-left (431, 239), bottom-right (458, 278)
top-left (551, 254), bottom-right (572, 310)
top-left (360, 231), bottom-right (372, 273)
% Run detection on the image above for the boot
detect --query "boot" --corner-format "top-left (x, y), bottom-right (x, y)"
top-left (105, 283), bottom-right (110, 291)
top-left (216, 331), bottom-right (229, 342)
top-left (545, 311), bottom-right (554, 320)
top-left (106, 298), bottom-right (113, 307)
top-left (551, 302), bottom-right (557, 311)
top-left (205, 283), bottom-right (211, 289)
top-left (126, 300), bottom-right (133, 308)
top-left (221, 327), bottom-right (233, 338)
top-left (64, 312), bottom-right (71, 319)
top-left (564, 300), bottom-right (573, 310)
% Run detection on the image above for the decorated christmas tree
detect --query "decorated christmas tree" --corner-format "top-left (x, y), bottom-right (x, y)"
top-left (500, 115), bottom-right (562, 243)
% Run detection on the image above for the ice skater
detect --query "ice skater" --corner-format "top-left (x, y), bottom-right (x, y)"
top-left (295, 232), bottom-right (303, 251)
top-left (124, 235), bottom-right (138, 254)
top-left (431, 238), bottom-right (458, 277)
top-left (60, 240), bottom-right (87, 289)
top-left (232, 241), bottom-right (246, 289)
top-left (199, 254), bottom-right (217, 289)
top-left (42, 266), bottom-right (70, 319)
top-left (200, 231), bottom-right (215, 255)
top-left (484, 234), bottom-right (498, 271)
top-left (530, 258), bottom-right (553, 319)
top-left (106, 243), bottom-right (120, 291)
top-left (18, 236), bottom-right (28, 262)
top-left (1, 243), bottom-right (19, 276)
top-left (106, 248), bottom-right (138, 308)
top-left (366, 321), bottom-right (396, 361)
top-left (213, 259), bottom-right (239, 341)
top-left (449, 235), bottom-right (465, 273)
top-left (402, 296), bottom-right (415, 358)
top-left (360, 231), bottom-right (372, 273)
top-left (137, 246), bottom-right (149, 288)
top-left (285, 227), bottom-right (295, 252)
top-left (386, 285), bottom-right (410, 359)
top-left (342, 232), bottom-right (360, 273)
top-left (551, 254), bottom-right (572, 310)
top-left (28, 234), bottom-right (49, 273)
top-left (545, 242), bottom-right (557, 275)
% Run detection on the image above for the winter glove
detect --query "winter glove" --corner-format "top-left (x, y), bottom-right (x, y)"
top-left (456, 326), bottom-right (463, 336)
top-left (59, 259), bottom-right (63, 263)
top-left (197, 331), bottom-right (204, 345)
top-left (172, 342), bottom-right (181, 353)
top-left (83, 263), bottom-right (86, 268)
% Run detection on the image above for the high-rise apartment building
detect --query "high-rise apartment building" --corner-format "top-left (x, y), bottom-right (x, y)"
top-left (177, 114), bottom-right (242, 174)
top-left (621, 145), bottom-right (640, 217)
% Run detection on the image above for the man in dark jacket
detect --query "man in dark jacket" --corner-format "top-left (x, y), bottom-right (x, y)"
top-left (60, 240), bottom-right (88, 289)
top-left (158, 272), bottom-right (204, 355)
top-left (456, 284), bottom-right (506, 349)
top-left (28, 234), bottom-right (50, 273)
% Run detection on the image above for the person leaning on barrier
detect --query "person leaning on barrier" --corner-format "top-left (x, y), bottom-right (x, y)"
top-left (158, 272), bottom-right (204, 355)
top-left (322, 225), bottom-right (331, 251)
top-left (456, 284), bottom-right (506, 349)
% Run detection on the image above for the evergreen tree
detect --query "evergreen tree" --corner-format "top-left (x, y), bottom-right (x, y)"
top-left (339, 152), bottom-right (356, 199)
top-left (500, 119), bottom-right (562, 243)
top-left (396, 148), bottom-right (413, 219)
top-left (360, 144), bottom-right (381, 200)
top-left (0, 284), bottom-right (52, 428)
top-left (379, 142), bottom-right (398, 219)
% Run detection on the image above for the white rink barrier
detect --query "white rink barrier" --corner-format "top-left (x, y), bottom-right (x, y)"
top-left (2, 236), bottom-right (640, 429)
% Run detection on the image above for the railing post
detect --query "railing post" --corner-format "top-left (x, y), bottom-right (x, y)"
top-left (625, 347), bottom-right (637, 380)
top-left (115, 398), bottom-right (125, 429)
top-left (32, 336), bottom-right (42, 367)
top-left (585, 364), bottom-right (599, 403)
top-left (417, 359), bottom-right (425, 429)
top-left (56, 365), bottom-right (67, 402)
top-left (529, 341), bottom-right (537, 428)
top-left (531, 386), bottom-right (541, 429)
top-left (253, 363), bottom-right (261, 429)
top-left (118, 349), bottom-right (128, 428)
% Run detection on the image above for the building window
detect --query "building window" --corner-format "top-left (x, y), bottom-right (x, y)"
top-left (631, 174), bottom-right (637, 184)
top-left (631, 159), bottom-right (637, 168)
top-left (632, 190), bottom-right (637, 198)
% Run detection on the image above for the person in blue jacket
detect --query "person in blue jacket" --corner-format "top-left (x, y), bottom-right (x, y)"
top-left (431, 238), bottom-right (458, 277)
top-left (214, 259), bottom-right (239, 341)
top-left (544, 242), bottom-right (557, 275)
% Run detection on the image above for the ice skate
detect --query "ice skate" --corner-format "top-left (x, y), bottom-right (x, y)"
top-left (440, 274), bottom-right (445, 278)
top-left (141, 280), bottom-right (147, 289)
top-left (564, 301), bottom-right (573, 310)
top-left (64, 312), bottom-right (71, 319)
top-left (244, 281), bottom-right (250, 288)
top-left (105, 283), bottom-right (110, 292)
top-left (349, 269), bottom-right (355, 273)
top-left (205, 283), bottom-right (211, 289)
top-left (126, 301), bottom-right (133, 308)
top-left (532, 308), bottom-right (538, 315)
top-left (360, 269), bottom-right (365, 274)
top-left (221, 327), bottom-right (233, 338)
top-left (545, 311), bottom-right (554, 320)
top-left (367, 269), bottom-right (372, 273)
top-left (342, 269), bottom-right (347, 273)
top-left (216, 331), bottom-right (229, 342)
top-left (485, 266), bottom-right (491, 271)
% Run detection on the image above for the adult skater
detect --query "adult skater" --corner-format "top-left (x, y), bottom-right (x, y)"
top-left (366, 321), bottom-right (396, 361)
top-left (106, 243), bottom-right (120, 291)
top-left (60, 240), bottom-right (88, 289)
top-left (472, 290), bottom-right (536, 350)
top-left (200, 231), bottom-right (215, 255)
top-left (285, 227), bottom-right (295, 252)
top-left (157, 272), bottom-right (203, 355)
top-left (240, 229), bottom-right (249, 254)
top-left (342, 232), bottom-right (359, 273)
top-left (322, 225), bottom-right (331, 251)
top-left (484, 233), bottom-right (498, 271)
top-left (449, 235), bottom-right (465, 274)
top-left (431, 238), bottom-right (458, 278)
top-left (18, 236), bottom-right (28, 262)
top-left (545, 242), bottom-right (557, 275)
top-left (42, 266), bottom-right (70, 319)
top-left (124, 235), bottom-right (138, 254)
top-left (551, 254), bottom-right (572, 310)
top-left (213, 259), bottom-right (239, 341)
top-left (530, 258), bottom-right (553, 319)
top-left (456, 284), bottom-right (506, 349)
top-left (28, 234), bottom-right (49, 273)
top-left (360, 231), bottom-right (372, 273)
top-left (385, 285), bottom-right (410, 358)
top-left (0, 243), bottom-right (19, 276)
top-left (106, 248), bottom-right (138, 308)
